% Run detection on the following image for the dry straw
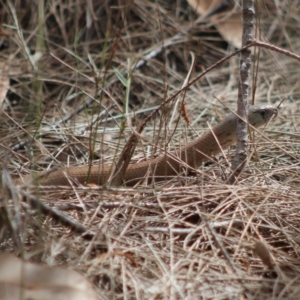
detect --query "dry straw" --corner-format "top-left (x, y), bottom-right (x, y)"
top-left (1, 0), bottom-right (300, 299)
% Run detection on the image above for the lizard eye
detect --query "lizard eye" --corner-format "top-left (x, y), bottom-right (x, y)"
top-left (260, 109), bottom-right (266, 118)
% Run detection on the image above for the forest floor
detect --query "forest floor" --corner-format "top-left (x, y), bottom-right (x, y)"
top-left (1, 1), bottom-right (300, 299)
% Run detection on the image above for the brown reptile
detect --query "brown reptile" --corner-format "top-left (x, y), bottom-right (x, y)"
top-left (15, 105), bottom-right (277, 187)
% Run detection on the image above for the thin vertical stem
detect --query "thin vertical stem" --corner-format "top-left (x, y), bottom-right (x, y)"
top-left (229, 0), bottom-right (255, 183)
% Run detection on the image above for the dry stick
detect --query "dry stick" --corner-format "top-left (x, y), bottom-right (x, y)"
top-left (251, 39), bottom-right (300, 61)
top-left (55, 201), bottom-right (162, 211)
top-left (3, 171), bottom-right (98, 240)
top-left (228, 0), bottom-right (255, 184)
top-left (24, 193), bottom-right (99, 241)
top-left (206, 219), bottom-right (238, 273)
top-left (146, 220), bottom-right (244, 235)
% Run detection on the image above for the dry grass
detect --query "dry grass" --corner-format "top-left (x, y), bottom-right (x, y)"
top-left (1, 0), bottom-right (300, 299)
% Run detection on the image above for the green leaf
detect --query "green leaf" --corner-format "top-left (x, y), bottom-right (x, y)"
top-left (113, 67), bottom-right (127, 87)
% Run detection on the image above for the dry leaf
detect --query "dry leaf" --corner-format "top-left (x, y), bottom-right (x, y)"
top-left (0, 253), bottom-right (98, 300)
top-left (253, 240), bottom-right (274, 268)
top-left (187, 0), bottom-right (243, 47)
